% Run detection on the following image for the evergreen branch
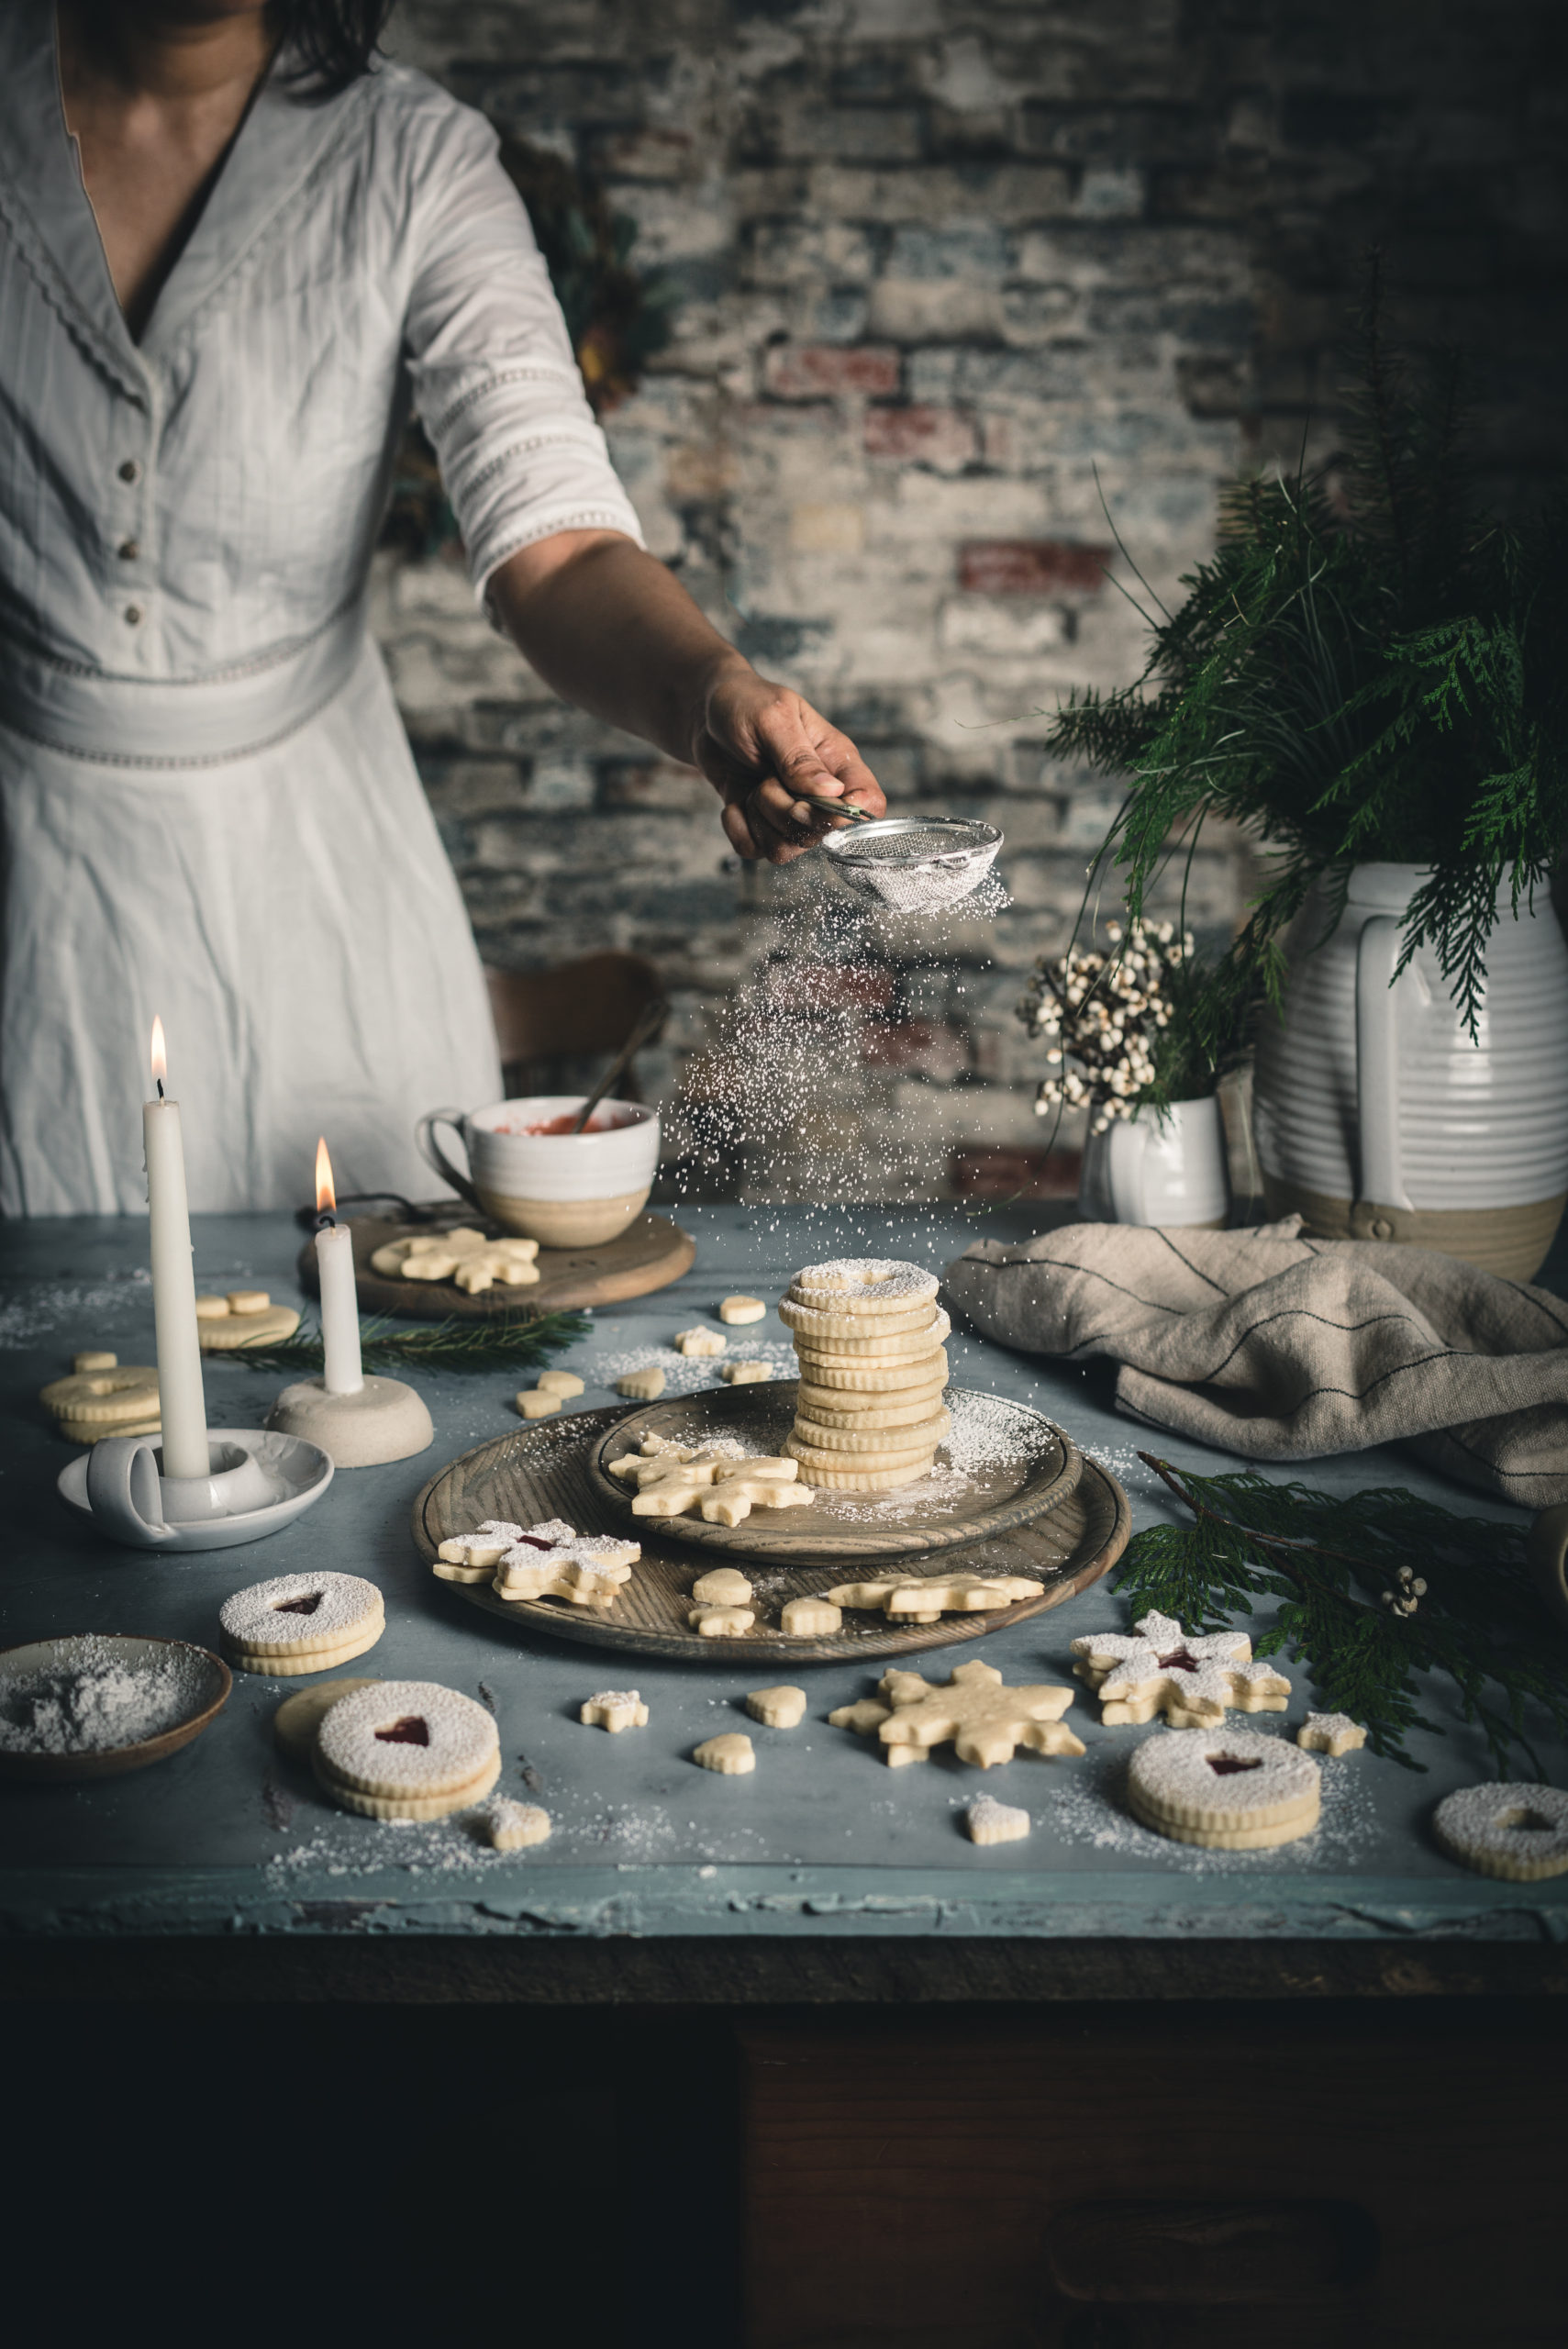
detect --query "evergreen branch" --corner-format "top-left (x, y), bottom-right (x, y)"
top-left (221, 1310), bottom-right (592, 1376)
top-left (1117, 1453), bottom-right (1568, 1774)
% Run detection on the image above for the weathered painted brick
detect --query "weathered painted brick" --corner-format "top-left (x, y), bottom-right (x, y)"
top-left (862, 405), bottom-right (977, 467)
top-left (957, 540), bottom-right (1113, 595)
top-left (762, 342), bottom-right (902, 398)
top-left (378, 0), bottom-right (1557, 1204)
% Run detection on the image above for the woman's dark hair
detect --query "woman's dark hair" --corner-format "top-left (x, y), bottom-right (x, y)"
top-left (274, 1), bottom-right (395, 98)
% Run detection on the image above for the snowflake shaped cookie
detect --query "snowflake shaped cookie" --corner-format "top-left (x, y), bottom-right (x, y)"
top-left (829, 1658), bottom-right (1084, 1769)
top-left (1070, 1609), bottom-right (1290, 1727)
top-left (433, 1520), bottom-right (526, 1584)
top-left (826, 1571), bottom-right (1045, 1624)
top-left (371, 1228), bottom-right (540, 1294)
top-left (490, 1520), bottom-right (641, 1611)
top-left (614, 1449), bottom-right (814, 1526)
top-left (1296, 1710), bottom-right (1367, 1756)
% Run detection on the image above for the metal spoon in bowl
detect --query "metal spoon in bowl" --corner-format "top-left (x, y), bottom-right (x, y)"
top-left (568, 996), bottom-right (670, 1134)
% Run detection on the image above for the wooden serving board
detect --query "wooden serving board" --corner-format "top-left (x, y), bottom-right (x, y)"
top-left (588, 1381), bottom-right (1081, 1563)
top-left (411, 1404), bottom-right (1130, 1665)
top-left (296, 1208), bottom-right (695, 1319)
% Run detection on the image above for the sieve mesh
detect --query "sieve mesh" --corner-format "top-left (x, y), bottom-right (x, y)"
top-left (822, 816), bottom-right (1003, 911)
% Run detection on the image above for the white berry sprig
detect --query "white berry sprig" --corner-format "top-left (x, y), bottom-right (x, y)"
top-left (1017, 918), bottom-right (1191, 1135)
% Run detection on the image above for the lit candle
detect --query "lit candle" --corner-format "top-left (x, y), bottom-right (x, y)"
top-left (314, 1138), bottom-right (363, 1396)
top-left (142, 1018), bottom-right (210, 1480)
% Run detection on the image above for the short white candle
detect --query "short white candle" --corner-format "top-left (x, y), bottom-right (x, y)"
top-left (313, 1137), bottom-right (363, 1396)
top-left (142, 1018), bottom-right (210, 1480)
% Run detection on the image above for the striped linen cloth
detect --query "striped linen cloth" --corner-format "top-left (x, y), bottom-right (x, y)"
top-left (943, 1216), bottom-right (1568, 1506)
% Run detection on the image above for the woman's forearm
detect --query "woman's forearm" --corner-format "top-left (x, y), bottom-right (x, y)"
top-left (485, 529), bottom-right (887, 862)
top-left (487, 531), bottom-right (740, 764)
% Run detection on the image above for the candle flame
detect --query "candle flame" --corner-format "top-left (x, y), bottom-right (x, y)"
top-left (315, 1136), bottom-right (336, 1219)
top-left (150, 1015), bottom-right (167, 1095)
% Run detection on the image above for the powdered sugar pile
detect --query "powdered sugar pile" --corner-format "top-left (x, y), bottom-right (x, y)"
top-left (586, 1339), bottom-right (798, 1396)
top-left (0, 1637), bottom-right (205, 1753)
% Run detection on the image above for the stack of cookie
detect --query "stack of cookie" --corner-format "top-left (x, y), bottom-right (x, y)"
top-left (218, 1570), bottom-right (385, 1676)
top-left (40, 1355), bottom-right (161, 1446)
top-left (312, 1680), bottom-right (501, 1820)
top-left (779, 1258), bottom-right (951, 1492)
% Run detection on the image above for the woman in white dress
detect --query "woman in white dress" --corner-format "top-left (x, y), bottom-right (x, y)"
top-left (0, 0), bottom-right (884, 1214)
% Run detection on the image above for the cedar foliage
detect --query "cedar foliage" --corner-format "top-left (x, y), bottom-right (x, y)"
top-left (1048, 266), bottom-right (1568, 1043)
top-left (1121, 1454), bottom-right (1568, 1774)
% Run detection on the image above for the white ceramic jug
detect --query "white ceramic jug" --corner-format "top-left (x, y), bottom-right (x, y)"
top-left (1251, 863), bottom-right (1568, 1279)
top-left (1076, 1096), bottom-right (1229, 1228)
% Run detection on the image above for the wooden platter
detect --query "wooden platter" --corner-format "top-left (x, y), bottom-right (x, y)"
top-left (411, 1404), bottom-right (1130, 1665)
top-left (587, 1381), bottom-right (1081, 1563)
top-left (296, 1208), bottom-right (695, 1319)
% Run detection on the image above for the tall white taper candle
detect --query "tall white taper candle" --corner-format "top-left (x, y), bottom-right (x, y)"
top-left (143, 1018), bottom-right (210, 1480)
top-left (313, 1138), bottom-right (363, 1396)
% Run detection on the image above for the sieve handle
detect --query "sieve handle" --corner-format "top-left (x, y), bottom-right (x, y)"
top-left (789, 788), bottom-right (875, 825)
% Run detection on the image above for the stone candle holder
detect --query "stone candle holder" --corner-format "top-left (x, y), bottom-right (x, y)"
top-left (267, 1375), bottom-right (433, 1467)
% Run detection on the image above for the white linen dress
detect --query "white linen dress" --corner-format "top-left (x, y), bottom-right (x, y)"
top-left (0, 5), bottom-right (645, 1213)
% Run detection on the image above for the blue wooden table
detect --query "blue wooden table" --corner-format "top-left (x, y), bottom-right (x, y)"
top-left (4, 1203), bottom-right (1564, 1995)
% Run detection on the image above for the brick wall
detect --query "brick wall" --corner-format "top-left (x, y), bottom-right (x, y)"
top-left (378, 0), bottom-right (1568, 1203)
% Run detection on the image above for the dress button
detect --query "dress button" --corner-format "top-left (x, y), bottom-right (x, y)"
top-left (124, 605), bottom-right (143, 626)
top-left (117, 539), bottom-right (139, 562)
top-left (118, 459), bottom-right (139, 484)
top-left (1370, 1217), bottom-right (1394, 1241)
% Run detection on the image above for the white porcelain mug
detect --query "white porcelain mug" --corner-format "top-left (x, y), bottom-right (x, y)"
top-left (417, 1097), bottom-right (662, 1248)
top-left (1077, 1096), bottom-right (1229, 1228)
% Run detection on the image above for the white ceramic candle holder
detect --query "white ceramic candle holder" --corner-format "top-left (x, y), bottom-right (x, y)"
top-left (58, 1430), bottom-right (334, 1553)
top-left (267, 1375), bottom-right (433, 1467)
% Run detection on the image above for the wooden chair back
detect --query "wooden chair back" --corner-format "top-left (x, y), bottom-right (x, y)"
top-left (484, 952), bottom-right (666, 1101)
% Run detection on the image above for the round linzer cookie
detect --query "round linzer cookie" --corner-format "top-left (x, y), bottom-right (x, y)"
top-left (1127, 1728), bottom-right (1320, 1850)
top-left (272, 1676), bottom-right (383, 1764)
top-left (219, 1571), bottom-right (384, 1675)
top-left (791, 1409), bottom-right (951, 1454)
top-left (780, 1297), bottom-right (940, 1343)
top-left (40, 1364), bottom-right (160, 1424)
top-left (790, 1310), bottom-right (951, 1362)
top-left (788, 1261), bottom-right (942, 1316)
top-left (795, 1352), bottom-right (950, 1396)
top-left (195, 1290), bottom-right (302, 1351)
top-left (314, 1681), bottom-right (501, 1819)
top-left (1432, 1783), bottom-right (1568, 1882)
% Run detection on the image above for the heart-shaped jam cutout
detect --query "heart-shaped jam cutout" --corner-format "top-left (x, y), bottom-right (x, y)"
top-left (273, 1592), bottom-right (323, 1615)
top-left (1207, 1753), bottom-right (1264, 1776)
top-left (374, 1716), bottom-right (429, 1745)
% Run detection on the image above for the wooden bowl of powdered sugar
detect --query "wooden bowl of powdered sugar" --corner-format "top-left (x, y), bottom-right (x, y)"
top-left (0, 1632), bottom-right (231, 1783)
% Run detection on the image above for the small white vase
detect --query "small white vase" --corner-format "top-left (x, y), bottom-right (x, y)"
top-left (1251, 862), bottom-right (1568, 1280)
top-left (1077, 1096), bottom-right (1229, 1228)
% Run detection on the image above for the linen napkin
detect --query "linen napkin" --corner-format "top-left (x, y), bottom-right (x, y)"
top-left (942, 1216), bottom-right (1568, 1506)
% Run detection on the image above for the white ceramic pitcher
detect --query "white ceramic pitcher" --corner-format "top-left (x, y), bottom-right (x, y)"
top-left (1251, 863), bottom-right (1568, 1280)
top-left (1076, 1096), bottom-right (1229, 1229)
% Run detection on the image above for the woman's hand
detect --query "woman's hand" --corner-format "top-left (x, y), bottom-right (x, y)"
top-left (694, 658), bottom-right (886, 863)
top-left (490, 534), bottom-right (885, 859)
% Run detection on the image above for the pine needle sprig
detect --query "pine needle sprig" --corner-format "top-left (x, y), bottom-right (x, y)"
top-left (220, 1310), bottom-right (591, 1377)
top-left (1118, 1453), bottom-right (1568, 1775)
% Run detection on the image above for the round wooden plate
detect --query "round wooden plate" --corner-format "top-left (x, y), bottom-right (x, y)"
top-left (410, 1405), bottom-right (1130, 1664)
top-left (587, 1381), bottom-right (1081, 1563)
top-left (296, 1209), bottom-right (695, 1319)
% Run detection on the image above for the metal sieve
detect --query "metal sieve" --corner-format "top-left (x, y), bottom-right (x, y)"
top-left (818, 812), bottom-right (1005, 912)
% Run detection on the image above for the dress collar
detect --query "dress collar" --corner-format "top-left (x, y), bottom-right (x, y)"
top-left (0, 2), bottom-right (372, 372)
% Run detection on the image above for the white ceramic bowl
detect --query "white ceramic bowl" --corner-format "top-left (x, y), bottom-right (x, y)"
top-left (417, 1097), bottom-right (661, 1248)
